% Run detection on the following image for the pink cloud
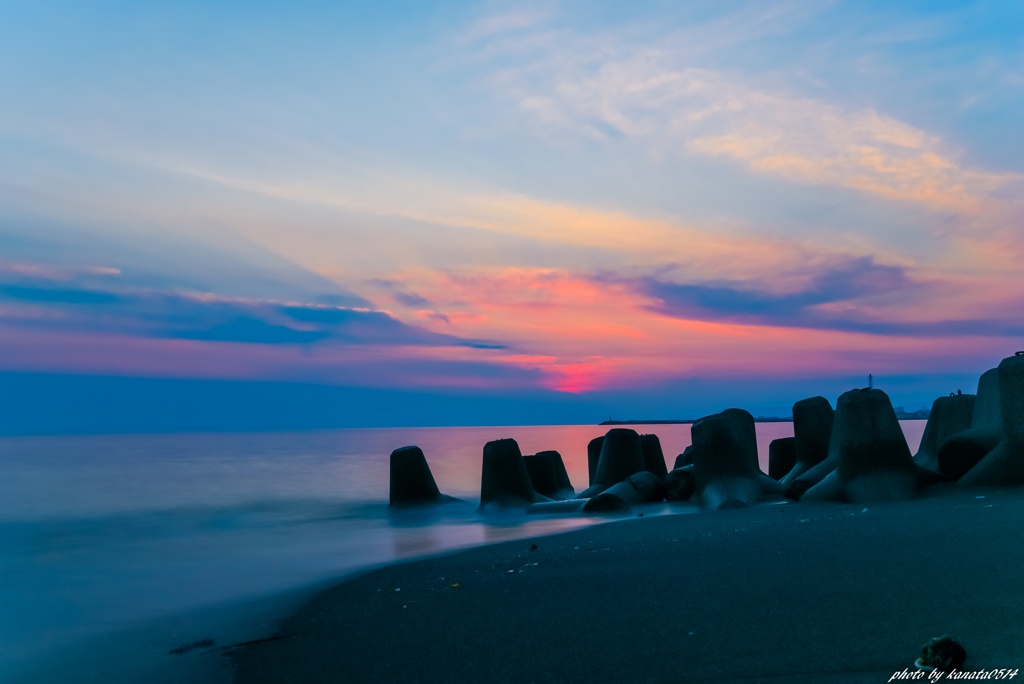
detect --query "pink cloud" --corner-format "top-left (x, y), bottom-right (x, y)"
top-left (4, 259), bottom-right (1020, 397)
top-left (360, 267), bottom-right (1009, 393)
top-left (416, 309), bottom-right (452, 325)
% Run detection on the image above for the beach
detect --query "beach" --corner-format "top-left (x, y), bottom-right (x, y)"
top-left (6, 2), bottom-right (1022, 681)
top-left (0, 427), bottom-right (624, 683)
top-left (229, 484), bottom-right (1023, 683)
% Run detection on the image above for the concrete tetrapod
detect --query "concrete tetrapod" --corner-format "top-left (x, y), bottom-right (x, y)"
top-left (582, 471), bottom-right (664, 513)
top-left (479, 438), bottom-right (552, 511)
top-left (546, 450), bottom-right (575, 498)
top-left (640, 434), bottom-right (669, 480)
top-left (691, 411), bottom-right (786, 510)
top-left (938, 368), bottom-right (1003, 479)
top-left (958, 353), bottom-right (1024, 487)
top-left (664, 465), bottom-right (696, 502)
top-left (768, 437), bottom-right (797, 481)
top-left (523, 450), bottom-right (575, 500)
top-left (587, 437), bottom-right (604, 487)
top-left (720, 408), bottom-right (763, 473)
top-left (780, 397), bottom-right (834, 488)
top-left (578, 428), bottom-right (645, 498)
top-left (525, 499), bottom-right (590, 515)
top-left (389, 446), bottom-right (463, 507)
top-left (801, 388), bottom-right (919, 503)
top-left (911, 392), bottom-right (974, 475)
top-left (674, 446), bottom-right (694, 470)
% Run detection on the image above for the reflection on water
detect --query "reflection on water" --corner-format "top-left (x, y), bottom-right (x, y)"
top-left (0, 421), bottom-right (926, 679)
top-left (393, 525), bottom-right (442, 557)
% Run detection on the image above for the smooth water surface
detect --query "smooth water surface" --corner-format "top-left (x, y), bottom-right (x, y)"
top-left (0, 422), bottom-right (926, 681)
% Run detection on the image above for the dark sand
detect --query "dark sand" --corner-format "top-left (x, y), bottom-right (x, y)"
top-left (231, 486), bottom-right (1023, 683)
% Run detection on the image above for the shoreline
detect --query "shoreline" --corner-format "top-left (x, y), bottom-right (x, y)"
top-left (230, 485), bottom-right (1024, 683)
top-left (4, 509), bottom-right (623, 684)
top-left (5, 581), bottom-right (330, 684)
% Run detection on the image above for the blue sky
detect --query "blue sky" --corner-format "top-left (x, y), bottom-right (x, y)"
top-left (1, 1), bottom-right (1021, 431)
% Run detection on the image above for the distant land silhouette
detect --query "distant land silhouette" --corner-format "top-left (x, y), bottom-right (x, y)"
top-left (894, 406), bottom-right (931, 420)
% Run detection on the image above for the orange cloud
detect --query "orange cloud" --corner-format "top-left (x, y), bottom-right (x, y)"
top-left (491, 35), bottom-right (1024, 219)
top-left (691, 134), bottom-right (1016, 216)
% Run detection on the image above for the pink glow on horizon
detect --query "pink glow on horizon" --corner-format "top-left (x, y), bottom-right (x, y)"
top-left (361, 267), bottom-right (1020, 392)
top-left (488, 354), bottom-right (623, 393)
top-left (2, 263), bottom-right (1020, 395)
top-left (542, 360), bottom-right (617, 393)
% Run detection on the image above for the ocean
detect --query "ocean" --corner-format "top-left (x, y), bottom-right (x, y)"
top-left (0, 422), bottom-right (926, 682)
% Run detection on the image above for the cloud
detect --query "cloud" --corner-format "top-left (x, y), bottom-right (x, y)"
top-left (1, 285), bottom-right (119, 304)
top-left (0, 325), bottom-right (531, 391)
top-left (611, 256), bottom-right (1024, 337)
top-left (3, 260), bottom-right (1019, 398)
top-left (151, 10), bottom-right (1023, 287)
top-left (0, 260), bottom-right (122, 281)
top-left (316, 292), bottom-right (371, 307)
top-left (623, 255), bottom-right (912, 318)
top-left (392, 290), bottom-right (430, 307)
top-left (173, 317), bottom-right (329, 345)
top-left (188, 166), bottom-right (836, 285)
top-left (460, 5), bottom-right (552, 43)
top-left (475, 16), bottom-right (1024, 217)
top-left (416, 309), bottom-right (451, 325)
top-left (281, 305), bottom-right (504, 349)
top-left (365, 278), bottom-right (431, 307)
top-left (370, 264), bottom-right (1022, 395)
top-left (0, 262), bottom-right (507, 351)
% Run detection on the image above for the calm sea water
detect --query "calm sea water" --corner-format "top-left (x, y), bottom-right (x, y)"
top-left (0, 422), bottom-right (926, 681)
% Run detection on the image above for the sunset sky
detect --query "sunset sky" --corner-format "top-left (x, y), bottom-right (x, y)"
top-left (1, 1), bottom-right (1022, 431)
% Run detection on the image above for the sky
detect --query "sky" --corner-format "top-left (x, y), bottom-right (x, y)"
top-left (1, 1), bottom-right (1022, 432)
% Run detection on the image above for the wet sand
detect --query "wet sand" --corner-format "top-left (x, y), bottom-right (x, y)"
top-left (230, 485), bottom-right (1024, 683)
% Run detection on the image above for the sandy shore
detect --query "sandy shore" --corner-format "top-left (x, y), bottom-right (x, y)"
top-left (230, 485), bottom-right (1023, 683)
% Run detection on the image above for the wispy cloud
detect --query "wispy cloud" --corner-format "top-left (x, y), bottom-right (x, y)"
top-left (0, 263), bottom-right (507, 351)
top-left (416, 309), bottom-right (451, 325)
top-left (471, 10), bottom-right (1024, 217)
top-left (1, 285), bottom-right (120, 305)
top-left (175, 316), bottom-right (329, 345)
top-left (2, 0), bottom-right (1021, 411)
top-left (2, 256), bottom-right (1019, 395)
top-left (376, 264), bottom-right (1022, 390)
top-left (459, 4), bottom-right (553, 43)
top-left (177, 164), bottom-right (837, 281)
top-left (610, 261), bottom-right (1024, 337)
top-left (392, 291), bottom-right (430, 307)
top-left (0, 260), bottom-right (122, 280)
